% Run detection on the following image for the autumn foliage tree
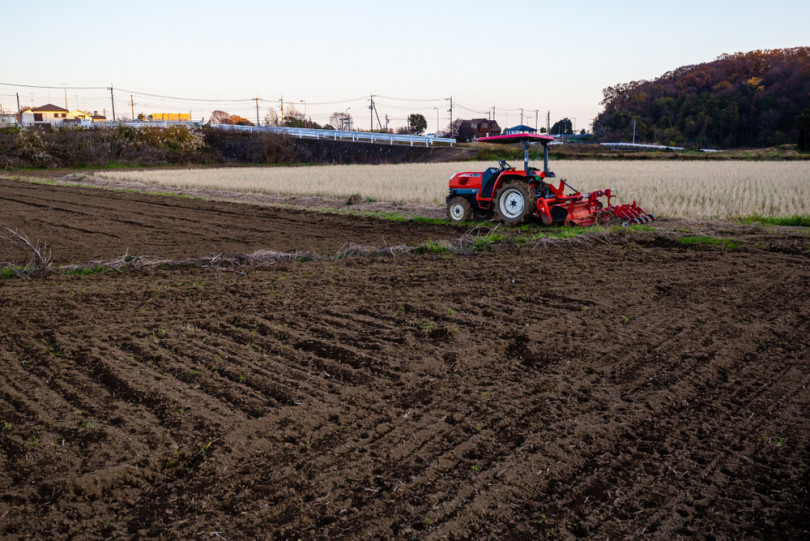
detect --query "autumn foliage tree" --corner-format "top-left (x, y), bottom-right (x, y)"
top-left (208, 110), bottom-right (254, 126)
top-left (593, 48), bottom-right (810, 148)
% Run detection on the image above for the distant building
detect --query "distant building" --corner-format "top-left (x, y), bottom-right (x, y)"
top-left (0, 113), bottom-right (17, 126)
top-left (150, 113), bottom-right (191, 122)
top-left (503, 124), bottom-right (536, 135)
top-left (68, 109), bottom-right (93, 120)
top-left (460, 118), bottom-right (501, 139)
top-left (21, 104), bottom-right (69, 125)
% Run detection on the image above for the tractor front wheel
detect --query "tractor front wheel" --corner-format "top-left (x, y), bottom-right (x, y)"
top-left (447, 197), bottom-right (473, 223)
top-left (493, 181), bottom-right (534, 225)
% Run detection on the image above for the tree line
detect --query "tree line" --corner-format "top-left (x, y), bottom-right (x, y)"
top-left (593, 47), bottom-right (810, 148)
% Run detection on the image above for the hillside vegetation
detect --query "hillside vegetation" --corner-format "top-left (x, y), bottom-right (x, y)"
top-left (594, 48), bottom-right (810, 149)
top-left (0, 126), bottom-right (460, 169)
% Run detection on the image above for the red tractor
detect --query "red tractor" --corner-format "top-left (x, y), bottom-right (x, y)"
top-left (446, 133), bottom-right (654, 226)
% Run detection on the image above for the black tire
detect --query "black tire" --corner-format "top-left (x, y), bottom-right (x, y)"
top-left (473, 207), bottom-right (493, 221)
top-left (493, 180), bottom-right (534, 225)
top-left (447, 196), bottom-right (473, 223)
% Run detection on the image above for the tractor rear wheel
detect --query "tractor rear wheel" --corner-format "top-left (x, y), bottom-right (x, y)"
top-left (447, 197), bottom-right (473, 223)
top-left (493, 180), bottom-right (534, 225)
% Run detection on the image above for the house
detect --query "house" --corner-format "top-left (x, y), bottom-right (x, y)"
top-left (459, 118), bottom-right (501, 140)
top-left (503, 124), bottom-right (537, 135)
top-left (68, 109), bottom-right (93, 120)
top-left (21, 104), bottom-right (69, 125)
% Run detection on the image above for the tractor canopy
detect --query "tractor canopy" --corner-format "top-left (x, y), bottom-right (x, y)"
top-left (478, 133), bottom-right (555, 172)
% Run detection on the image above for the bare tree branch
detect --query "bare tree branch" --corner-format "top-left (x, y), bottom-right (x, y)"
top-left (0, 227), bottom-right (52, 278)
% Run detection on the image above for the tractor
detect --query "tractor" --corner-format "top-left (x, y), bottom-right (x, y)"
top-left (446, 133), bottom-right (654, 226)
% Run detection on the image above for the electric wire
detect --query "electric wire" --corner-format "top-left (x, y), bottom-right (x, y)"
top-left (1, 81), bottom-right (553, 130)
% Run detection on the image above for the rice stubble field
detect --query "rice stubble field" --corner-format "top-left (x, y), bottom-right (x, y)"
top-left (97, 160), bottom-right (810, 219)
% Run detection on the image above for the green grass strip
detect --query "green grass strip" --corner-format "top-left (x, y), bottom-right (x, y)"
top-left (678, 235), bottom-right (742, 249)
top-left (736, 214), bottom-right (810, 227)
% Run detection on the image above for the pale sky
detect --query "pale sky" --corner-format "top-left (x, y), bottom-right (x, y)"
top-left (2, 0), bottom-right (808, 133)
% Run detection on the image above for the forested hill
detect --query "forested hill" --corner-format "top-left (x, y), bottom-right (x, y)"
top-left (593, 47), bottom-right (810, 149)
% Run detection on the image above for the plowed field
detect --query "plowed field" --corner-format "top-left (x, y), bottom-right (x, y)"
top-left (1, 178), bottom-right (809, 540)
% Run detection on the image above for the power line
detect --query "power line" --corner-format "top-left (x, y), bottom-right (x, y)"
top-left (0, 82), bottom-right (106, 90)
top-left (117, 87), bottom-right (255, 102)
top-left (374, 95), bottom-right (445, 102)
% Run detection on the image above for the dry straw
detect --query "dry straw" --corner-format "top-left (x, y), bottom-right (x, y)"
top-left (99, 160), bottom-right (810, 218)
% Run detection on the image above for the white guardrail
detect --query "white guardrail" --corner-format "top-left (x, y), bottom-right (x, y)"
top-left (96, 120), bottom-right (455, 147)
top-left (213, 123), bottom-right (456, 147)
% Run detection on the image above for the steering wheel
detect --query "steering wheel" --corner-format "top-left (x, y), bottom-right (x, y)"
top-left (499, 160), bottom-right (513, 170)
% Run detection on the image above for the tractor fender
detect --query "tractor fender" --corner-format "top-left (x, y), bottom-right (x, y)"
top-left (479, 173), bottom-right (525, 201)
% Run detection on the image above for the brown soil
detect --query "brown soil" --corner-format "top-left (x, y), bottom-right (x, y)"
top-left (0, 177), bottom-right (458, 263)
top-left (1, 178), bottom-right (809, 540)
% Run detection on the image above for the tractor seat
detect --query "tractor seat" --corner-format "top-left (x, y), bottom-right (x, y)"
top-left (481, 167), bottom-right (500, 186)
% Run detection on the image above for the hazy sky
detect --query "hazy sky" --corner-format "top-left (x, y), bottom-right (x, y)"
top-left (2, 0), bottom-right (808, 133)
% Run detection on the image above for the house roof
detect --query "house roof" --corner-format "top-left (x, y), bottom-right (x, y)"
top-left (463, 118), bottom-right (500, 126)
top-left (505, 124), bottom-right (535, 131)
top-left (32, 104), bottom-right (69, 113)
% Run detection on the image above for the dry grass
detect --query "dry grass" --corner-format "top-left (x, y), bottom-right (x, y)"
top-left (97, 160), bottom-right (810, 218)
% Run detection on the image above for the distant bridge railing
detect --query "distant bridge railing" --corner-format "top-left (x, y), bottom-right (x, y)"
top-left (212, 123), bottom-right (456, 147)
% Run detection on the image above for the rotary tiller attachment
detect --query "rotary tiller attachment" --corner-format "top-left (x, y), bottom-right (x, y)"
top-left (611, 201), bottom-right (655, 226)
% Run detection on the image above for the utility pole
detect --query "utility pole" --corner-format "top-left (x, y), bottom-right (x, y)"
top-left (520, 108), bottom-right (523, 126)
top-left (632, 119), bottom-right (636, 144)
top-left (108, 85), bottom-right (116, 122)
top-left (280, 96), bottom-right (284, 124)
top-left (370, 93), bottom-right (373, 132)
top-left (63, 85), bottom-right (68, 110)
top-left (447, 96), bottom-right (453, 135)
top-left (371, 98), bottom-right (383, 131)
top-left (547, 110), bottom-right (550, 134)
top-left (253, 97), bottom-right (260, 126)
top-left (535, 109), bottom-right (539, 131)
top-left (385, 114), bottom-right (389, 132)
top-left (16, 93), bottom-right (21, 127)
top-left (131, 95), bottom-right (135, 121)
top-left (434, 107), bottom-right (439, 135)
